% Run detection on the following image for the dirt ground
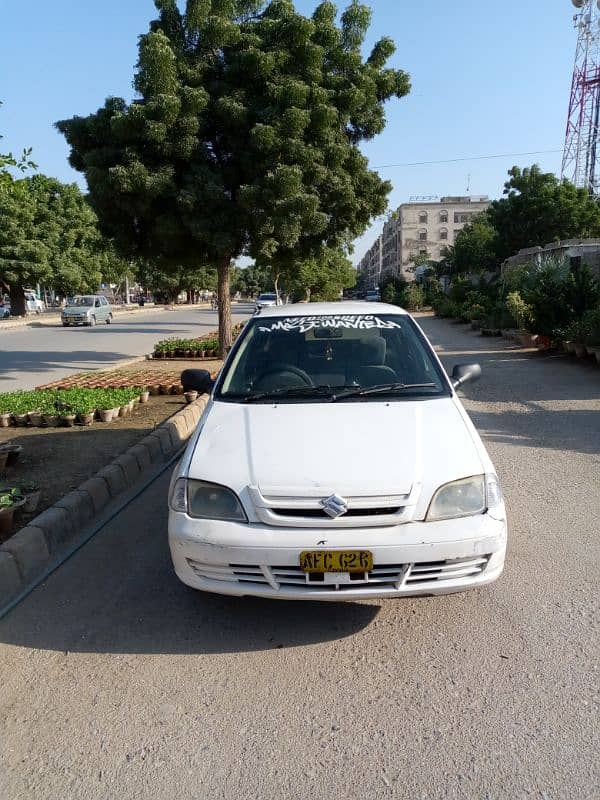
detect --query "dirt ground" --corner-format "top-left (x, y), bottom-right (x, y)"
top-left (0, 358), bottom-right (224, 543)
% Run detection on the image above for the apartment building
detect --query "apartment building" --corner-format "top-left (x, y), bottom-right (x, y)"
top-left (357, 195), bottom-right (490, 285)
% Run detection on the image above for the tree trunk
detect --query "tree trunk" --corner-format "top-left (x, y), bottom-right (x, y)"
top-left (305, 287), bottom-right (311, 302)
top-left (9, 285), bottom-right (26, 317)
top-left (274, 272), bottom-right (280, 303)
top-left (217, 256), bottom-right (232, 357)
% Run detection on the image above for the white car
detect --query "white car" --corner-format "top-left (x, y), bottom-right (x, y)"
top-left (254, 292), bottom-right (278, 312)
top-left (169, 302), bottom-right (507, 601)
top-left (25, 292), bottom-right (45, 314)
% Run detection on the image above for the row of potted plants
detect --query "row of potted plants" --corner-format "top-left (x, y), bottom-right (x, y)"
top-left (153, 337), bottom-right (220, 359)
top-left (0, 387), bottom-right (151, 428)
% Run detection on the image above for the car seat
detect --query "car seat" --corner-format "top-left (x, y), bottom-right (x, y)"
top-left (348, 336), bottom-right (397, 387)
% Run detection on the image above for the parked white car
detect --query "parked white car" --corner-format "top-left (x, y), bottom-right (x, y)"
top-left (169, 302), bottom-right (507, 601)
top-left (25, 291), bottom-right (45, 314)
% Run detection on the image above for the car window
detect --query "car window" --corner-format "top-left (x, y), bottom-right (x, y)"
top-left (218, 313), bottom-right (448, 401)
top-left (258, 294), bottom-right (276, 301)
top-left (100, 297), bottom-right (108, 306)
top-left (72, 297), bottom-right (94, 306)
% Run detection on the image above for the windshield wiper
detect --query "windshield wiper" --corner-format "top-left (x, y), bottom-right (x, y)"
top-left (243, 385), bottom-right (336, 402)
top-left (331, 382), bottom-right (438, 401)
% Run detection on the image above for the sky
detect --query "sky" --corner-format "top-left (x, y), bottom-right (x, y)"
top-left (0, 0), bottom-right (578, 265)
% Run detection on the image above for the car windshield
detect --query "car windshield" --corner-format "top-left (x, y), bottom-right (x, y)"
top-left (217, 313), bottom-right (449, 402)
top-left (70, 296), bottom-right (94, 307)
top-left (258, 294), bottom-right (277, 301)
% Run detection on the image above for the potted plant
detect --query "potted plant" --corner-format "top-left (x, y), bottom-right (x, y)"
top-left (19, 481), bottom-right (41, 513)
top-left (28, 409), bottom-right (43, 427)
top-left (0, 490), bottom-right (25, 534)
top-left (139, 389), bottom-right (150, 403)
top-left (0, 412), bottom-right (11, 428)
top-left (184, 390), bottom-right (198, 404)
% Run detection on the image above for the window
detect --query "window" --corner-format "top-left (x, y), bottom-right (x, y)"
top-left (440, 211), bottom-right (448, 223)
top-left (100, 297), bottom-right (108, 305)
top-left (419, 229), bottom-right (427, 241)
top-left (439, 228), bottom-right (448, 240)
top-left (419, 248), bottom-right (427, 256)
top-left (454, 212), bottom-right (472, 224)
top-left (418, 212), bottom-right (428, 224)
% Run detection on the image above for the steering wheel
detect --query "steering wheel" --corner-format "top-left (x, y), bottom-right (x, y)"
top-left (254, 365), bottom-right (314, 390)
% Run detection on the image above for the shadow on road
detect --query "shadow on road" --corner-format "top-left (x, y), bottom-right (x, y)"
top-left (0, 472), bottom-right (380, 655)
top-left (0, 350), bottom-right (132, 382)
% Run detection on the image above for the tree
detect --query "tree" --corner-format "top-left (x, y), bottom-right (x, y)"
top-left (268, 246), bottom-right (355, 301)
top-left (488, 165), bottom-right (600, 262)
top-left (448, 214), bottom-right (498, 274)
top-left (0, 175), bottom-right (110, 313)
top-left (57, 0), bottom-right (409, 354)
top-left (0, 101), bottom-right (36, 187)
top-left (137, 261), bottom-right (217, 303)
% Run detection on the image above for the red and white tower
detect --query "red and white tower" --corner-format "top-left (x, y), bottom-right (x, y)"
top-left (562, 0), bottom-right (600, 194)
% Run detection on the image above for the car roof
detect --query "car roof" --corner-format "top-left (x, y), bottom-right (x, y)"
top-left (256, 301), bottom-right (407, 318)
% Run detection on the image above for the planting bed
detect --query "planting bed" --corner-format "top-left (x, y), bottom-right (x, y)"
top-left (0, 393), bottom-right (186, 543)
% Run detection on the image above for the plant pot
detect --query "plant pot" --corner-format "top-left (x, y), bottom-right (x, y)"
top-left (14, 413), bottom-right (28, 427)
top-left (159, 384), bottom-right (170, 395)
top-left (139, 391), bottom-right (150, 403)
top-left (533, 334), bottom-right (552, 351)
top-left (28, 411), bottom-right (43, 427)
top-left (185, 350), bottom-right (192, 358)
top-left (173, 384), bottom-right (184, 395)
top-left (564, 340), bottom-right (577, 354)
top-left (184, 390), bottom-right (198, 404)
top-left (98, 409), bottom-right (113, 423)
top-left (149, 385), bottom-right (161, 396)
top-left (42, 413), bottom-right (59, 427)
top-left (518, 332), bottom-right (534, 347)
top-left (78, 411), bottom-right (95, 426)
top-left (0, 505), bottom-right (15, 535)
top-left (587, 345), bottom-right (600, 364)
top-left (1, 444), bottom-right (23, 466)
top-left (24, 489), bottom-right (41, 514)
top-left (62, 414), bottom-right (76, 427)
top-left (128, 400), bottom-right (135, 412)
top-left (0, 413), bottom-right (10, 428)
top-left (118, 405), bottom-right (128, 418)
top-left (573, 342), bottom-right (587, 358)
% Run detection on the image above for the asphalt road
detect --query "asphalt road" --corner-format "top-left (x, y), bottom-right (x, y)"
top-left (0, 316), bottom-right (599, 800)
top-left (0, 304), bottom-right (253, 391)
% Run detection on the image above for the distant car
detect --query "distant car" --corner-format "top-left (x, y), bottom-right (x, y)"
top-left (366, 290), bottom-right (381, 302)
top-left (61, 295), bottom-right (113, 326)
top-left (255, 293), bottom-right (279, 312)
top-left (24, 292), bottom-right (45, 314)
top-left (0, 303), bottom-right (10, 320)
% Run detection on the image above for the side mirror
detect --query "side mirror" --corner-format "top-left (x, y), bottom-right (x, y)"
top-left (181, 368), bottom-right (214, 395)
top-left (451, 363), bottom-right (481, 390)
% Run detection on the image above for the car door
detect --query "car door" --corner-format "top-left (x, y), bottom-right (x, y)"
top-left (93, 297), bottom-right (104, 321)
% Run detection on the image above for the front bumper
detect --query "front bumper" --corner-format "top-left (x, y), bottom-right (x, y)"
top-left (168, 511), bottom-right (507, 601)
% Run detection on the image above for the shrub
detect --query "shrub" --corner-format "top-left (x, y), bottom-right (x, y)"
top-left (582, 307), bottom-right (600, 346)
top-left (468, 303), bottom-right (487, 322)
top-left (400, 283), bottom-right (425, 311)
top-left (505, 291), bottom-right (533, 330)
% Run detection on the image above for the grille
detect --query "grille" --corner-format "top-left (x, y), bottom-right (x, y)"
top-left (186, 555), bottom-right (491, 593)
top-left (274, 507), bottom-right (403, 519)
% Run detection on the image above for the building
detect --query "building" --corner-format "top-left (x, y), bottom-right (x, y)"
top-left (357, 195), bottom-right (490, 286)
top-left (502, 239), bottom-right (600, 280)
top-left (356, 234), bottom-right (382, 291)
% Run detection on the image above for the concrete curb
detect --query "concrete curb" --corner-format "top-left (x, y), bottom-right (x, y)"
top-left (0, 396), bottom-right (208, 609)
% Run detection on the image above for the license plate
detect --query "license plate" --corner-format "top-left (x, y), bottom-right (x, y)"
top-left (299, 550), bottom-right (373, 573)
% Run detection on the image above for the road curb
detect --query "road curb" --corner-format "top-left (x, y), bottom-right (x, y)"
top-left (0, 396), bottom-right (208, 609)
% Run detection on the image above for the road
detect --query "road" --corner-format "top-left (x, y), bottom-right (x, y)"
top-left (0, 304), bottom-right (253, 391)
top-left (0, 315), bottom-right (599, 800)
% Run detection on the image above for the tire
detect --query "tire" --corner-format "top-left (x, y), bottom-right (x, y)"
top-left (88, 315), bottom-right (96, 327)
top-left (35, 307), bottom-right (41, 315)
top-left (106, 313), bottom-right (112, 324)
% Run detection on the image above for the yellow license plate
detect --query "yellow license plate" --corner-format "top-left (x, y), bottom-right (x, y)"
top-left (299, 550), bottom-right (373, 573)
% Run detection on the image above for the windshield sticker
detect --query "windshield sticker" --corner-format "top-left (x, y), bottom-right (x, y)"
top-left (258, 315), bottom-right (402, 333)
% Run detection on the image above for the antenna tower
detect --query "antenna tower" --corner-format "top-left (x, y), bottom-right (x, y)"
top-left (562, 0), bottom-right (600, 193)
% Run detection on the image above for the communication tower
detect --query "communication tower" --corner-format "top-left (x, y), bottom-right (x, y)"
top-left (562, 0), bottom-right (600, 193)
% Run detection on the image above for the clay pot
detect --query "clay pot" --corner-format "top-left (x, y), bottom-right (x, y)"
top-left (28, 411), bottom-right (43, 427)
top-left (24, 489), bottom-right (41, 514)
top-left (78, 412), bottom-right (95, 426)
top-left (98, 409), bottom-right (113, 423)
top-left (184, 390), bottom-right (198, 404)
top-left (14, 413), bottom-right (28, 427)
top-left (62, 414), bottom-right (76, 427)
top-left (173, 384), bottom-right (184, 395)
top-left (139, 391), bottom-right (150, 403)
top-left (0, 413), bottom-right (11, 428)
top-left (159, 384), bottom-right (170, 395)
top-left (573, 342), bottom-right (587, 358)
top-left (42, 414), bottom-right (59, 427)
top-left (149, 385), bottom-right (161, 396)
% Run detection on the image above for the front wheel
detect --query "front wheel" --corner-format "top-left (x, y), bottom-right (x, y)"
top-left (88, 315), bottom-right (96, 327)
top-left (105, 313), bottom-right (112, 324)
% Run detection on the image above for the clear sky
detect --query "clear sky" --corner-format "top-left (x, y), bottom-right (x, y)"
top-left (0, 0), bottom-right (577, 264)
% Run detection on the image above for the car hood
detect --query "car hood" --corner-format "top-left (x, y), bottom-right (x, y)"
top-left (187, 398), bottom-right (485, 515)
top-left (63, 306), bottom-right (90, 313)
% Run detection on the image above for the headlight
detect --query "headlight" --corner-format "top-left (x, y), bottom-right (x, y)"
top-left (170, 478), bottom-right (247, 522)
top-left (427, 475), bottom-right (486, 521)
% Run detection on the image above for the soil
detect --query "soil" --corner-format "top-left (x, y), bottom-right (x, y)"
top-left (0, 357), bottom-right (224, 543)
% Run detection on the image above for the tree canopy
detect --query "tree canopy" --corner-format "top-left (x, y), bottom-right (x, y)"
top-left (57, 0), bottom-right (409, 352)
top-left (0, 175), bottom-right (123, 313)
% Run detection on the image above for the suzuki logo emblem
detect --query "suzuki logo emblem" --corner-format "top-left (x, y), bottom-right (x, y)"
top-left (321, 493), bottom-right (349, 519)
